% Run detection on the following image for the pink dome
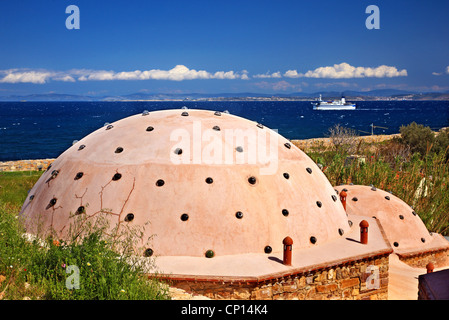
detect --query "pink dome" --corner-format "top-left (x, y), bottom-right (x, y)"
top-left (334, 184), bottom-right (449, 255)
top-left (20, 109), bottom-right (350, 258)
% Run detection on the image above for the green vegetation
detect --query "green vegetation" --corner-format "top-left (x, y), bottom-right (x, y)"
top-left (0, 171), bottom-right (42, 213)
top-left (399, 122), bottom-right (449, 158)
top-left (309, 123), bottom-right (449, 236)
top-left (0, 171), bottom-right (170, 300)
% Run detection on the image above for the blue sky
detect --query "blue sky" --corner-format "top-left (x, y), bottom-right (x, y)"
top-left (0, 0), bottom-right (448, 96)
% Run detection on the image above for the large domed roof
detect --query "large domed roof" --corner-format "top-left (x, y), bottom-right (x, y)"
top-left (20, 109), bottom-right (350, 258)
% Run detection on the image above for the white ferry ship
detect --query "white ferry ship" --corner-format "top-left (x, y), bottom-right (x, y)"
top-left (312, 94), bottom-right (356, 110)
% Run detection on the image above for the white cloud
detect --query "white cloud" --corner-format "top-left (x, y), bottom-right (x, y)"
top-left (0, 69), bottom-right (53, 84)
top-left (0, 65), bottom-right (249, 83)
top-left (446, 66), bottom-right (449, 74)
top-left (77, 65), bottom-right (249, 82)
top-left (283, 70), bottom-right (301, 78)
top-left (253, 71), bottom-right (282, 79)
top-left (432, 72), bottom-right (442, 76)
top-left (301, 62), bottom-right (407, 78)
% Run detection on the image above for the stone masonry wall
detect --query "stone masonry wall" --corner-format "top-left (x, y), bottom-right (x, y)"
top-left (0, 159), bottom-right (55, 172)
top-left (398, 248), bottom-right (449, 269)
top-left (169, 254), bottom-right (389, 300)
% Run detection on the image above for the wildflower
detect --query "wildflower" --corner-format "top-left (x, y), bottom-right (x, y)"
top-left (61, 263), bottom-right (66, 268)
top-left (87, 262), bottom-right (91, 266)
top-left (120, 289), bottom-right (125, 293)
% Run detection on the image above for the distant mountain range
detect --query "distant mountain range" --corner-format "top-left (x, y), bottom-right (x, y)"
top-left (1, 89), bottom-right (448, 101)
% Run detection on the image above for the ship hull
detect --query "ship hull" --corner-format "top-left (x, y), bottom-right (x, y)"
top-left (313, 104), bottom-right (356, 110)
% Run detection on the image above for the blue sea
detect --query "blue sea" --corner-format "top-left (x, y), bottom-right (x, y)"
top-left (0, 100), bottom-right (448, 161)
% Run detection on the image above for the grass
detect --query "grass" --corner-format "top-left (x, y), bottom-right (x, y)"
top-left (0, 171), bottom-right (170, 300)
top-left (307, 136), bottom-right (449, 236)
top-left (0, 171), bottom-right (42, 213)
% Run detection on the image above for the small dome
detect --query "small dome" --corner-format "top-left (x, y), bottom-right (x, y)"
top-left (20, 109), bottom-right (350, 257)
top-left (334, 185), bottom-right (449, 254)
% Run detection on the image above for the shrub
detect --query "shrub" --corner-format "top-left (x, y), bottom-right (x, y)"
top-left (327, 124), bottom-right (359, 154)
top-left (399, 122), bottom-right (435, 156)
top-left (435, 127), bottom-right (449, 160)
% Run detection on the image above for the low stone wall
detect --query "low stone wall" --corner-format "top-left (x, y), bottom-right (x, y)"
top-left (0, 159), bottom-right (55, 172)
top-left (291, 134), bottom-right (400, 153)
top-left (397, 248), bottom-right (449, 269)
top-left (169, 254), bottom-right (390, 300)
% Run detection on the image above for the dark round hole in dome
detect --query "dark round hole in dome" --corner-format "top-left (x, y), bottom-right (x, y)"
top-left (48, 198), bottom-right (57, 208)
top-left (399, 215), bottom-right (404, 220)
top-left (112, 173), bottom-right (122, 181)
top-left (212, 125), bottom-right (220, 131)
top-left (146, 126), bottom-right (154, 132)
top-left (421, 238), bottom-right (426, 243)
top-left (78, 144), bottom-right (86, 151)
top-left (316, 201), bottom-right (322, 208)
top-left (106, 124), bottom-right (113, 130)
top-left (283, 173), bottom-right (290, 179)
top-left (371, 187), bottom-right (377, 191)
top-left (48, 170), bottom-right (59, 182)
top-left (214, 111), bottom-right (221, 116)
top-left (76, 206), bottom-right (85, 215)
top-left (205, 177), bottom-right (213, 184)
top-left (284, 142), bottom-right (291, 149)
top-left (385, 196), bottom-right (390, 200)
top-left (181, 213), bottom-right (189, 221)
top-left (282, 209), bottom-right (289, 217)
top-left (306, 167), bottom-right (312, 174)
top-left (331, 195), bottom-right (337, 202)
top-left (412, 211), bottom-right (417, 216)
top-left (74, 172), bottom-right (84, 180)
top-left (181, 111), bottom-right (189, 116)
top-left (310, 236), bottom-right (317, 244)
top-left (156, 179), bottom-right (165, 187)
top-left (342, 188), bottom-right (348, 192)
top-left (393, 242), bottom-right (399, 247)
top-left (235, 211), bottom-right (243, 219)
top-left (338, 228), bottom-right (344, 236)
top-left (142, 110), bottom-right (149, 116)
top-left (174, 148), bottom-right (183, 155)
top-left (348, 220), bottom-right (353, 227)
top-left (256, 123), bottom-right (264, 129)
top-left (115, 147), bottom-right (124, 153)
top-left (144, 248), bottom-right (153, 257)
top-left (235, 146), bottom-right (243, 152)
top-left (352, 197), bottom-right (358, 202)
top-left (205, 250), bottom-right (215, 258)
top-left (264, 246), bottom-right (272, 254)
top-left (29, 195), bottom-right (35, 201)
top-left (125, 213), bottom-right (134, 222)
top-left (248, 176), bottom-right (257, 185)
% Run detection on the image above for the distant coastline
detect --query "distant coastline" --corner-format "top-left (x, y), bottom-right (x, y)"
top-left (1, 89), bottom-right (449, 102)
